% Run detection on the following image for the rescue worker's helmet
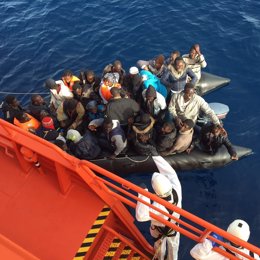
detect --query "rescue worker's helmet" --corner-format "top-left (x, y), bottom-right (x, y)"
top-left (227, 219), bottom-right (250, 241)
top-left (151, 172), bottom-right (172, 198)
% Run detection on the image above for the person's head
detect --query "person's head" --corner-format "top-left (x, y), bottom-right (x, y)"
top-left (183, 83), bottom-right (195, 102)
top-left (63, 99), bottom-right (78, 115)
top-left (174, 57), bottom-right (185, 73)
top-left (189, 46), bottom-right (197, 59)
top-left (146, 85), bottom-right (157, 102)
top-left (86, 70), bottom-right (95, 83)
top-left (103, 117), bottom-right (113, 133)
top-left (180, 119), bottom-right (194, 131)
top-left (41, 116), bottom-right (55, 130)
top-left (211, 124), bottom-right (222, 136)
top-left (66, 129), bottom-right (82, 143)
top-left (110, 87), bottom-right (121, 98)
top-left (45, 78), bottom-right (58, 90)
top-left (154, 54), bottom-right (165, 70)
top-left (39, 110), bottom-right (50, 120)
top-left (72, 82), bottom-right (82, 96)
top-left (161, 121), bottom-right (175, 134)
top-left (62, 70), bottom-right (73, 84)
top-left (227, 219), bottom-right (250, 242)
top-left (31, 94), bottom-right (44, 106)
top-left (113, 60), bottom-right (122, 73)
top-left (170, 50), bottom-right (181, 63)
top-left (54, 139), bottom-right (68, 151)
top-left (103, 73), bottom-right (114, 87)
top-left (138, 133), bottom-right (150, 143)
top-left (15, 111), bottom-right (30, 123)
top-left (5, 95), bottom-right (19, 107)
top-left (86, 100), bottom-right (98, 113)
top-left (151, 173), bottom-right (177, 204)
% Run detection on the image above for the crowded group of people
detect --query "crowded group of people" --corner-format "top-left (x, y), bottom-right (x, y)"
top-left (0, 43), bottom-right (257, 259)
top-left (0, 44), bottom-right (238, 161)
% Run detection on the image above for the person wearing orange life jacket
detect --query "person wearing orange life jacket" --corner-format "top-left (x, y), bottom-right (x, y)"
top-left (61, 70), bottom-right (80, 91)
top-left (136, 156), bottom-right (182, 260)
top-left (99, 73), bottom-right (121, 104)
top-left (14, 111), bottom-right (40, 132)
top-left (190, 219), bottom-right (260, 260)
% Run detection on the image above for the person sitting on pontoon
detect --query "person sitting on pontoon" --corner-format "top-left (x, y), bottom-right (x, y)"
top-left (168, 83), bottom-right (220, 129)
top-left (199, 124), bottom-right (238, 160)
top-left (1, 95), bottom-right (24, 124)
top-left (182, 44), bottom-right (207, 83)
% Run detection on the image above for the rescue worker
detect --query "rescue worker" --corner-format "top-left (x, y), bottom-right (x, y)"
top-left (190, 219), bottom-right (259, 259)
top-left (136, 156), bottom-right (182, 260)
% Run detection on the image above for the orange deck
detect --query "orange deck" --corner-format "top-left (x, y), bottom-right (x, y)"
top-left (0, 150), bottom-right (105, 260)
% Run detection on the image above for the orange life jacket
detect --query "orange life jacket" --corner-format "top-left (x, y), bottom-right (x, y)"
top-left (62, 75), bottom-right (80, 91)
top-left (99, 83), bottom-right (121, 103)
top-left (14, 114), bottom-right (41, 131)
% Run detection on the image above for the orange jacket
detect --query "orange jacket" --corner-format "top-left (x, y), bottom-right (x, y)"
top-left (99, 83), bottom-right (121, 104)
top-left (14, 114), bottom-right (41, 131)
top-left (62, 75), bottom-right (80, 91)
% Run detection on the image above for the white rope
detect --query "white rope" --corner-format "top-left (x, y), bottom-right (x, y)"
top-left (92, 155), bottom-right (150, 163)
top-left (0, 91), bottom-right (49, 95)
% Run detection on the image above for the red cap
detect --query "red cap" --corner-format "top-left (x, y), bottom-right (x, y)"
top-left (41, 116), bottom-right (55, 130)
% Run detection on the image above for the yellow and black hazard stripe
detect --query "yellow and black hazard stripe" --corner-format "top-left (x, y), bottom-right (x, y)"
top-left (74, 205), bottom-right (110, 260)
top-left (119, 245), bottom-right (142, 260)
top-left (103, 238), bottom-right (121, 259)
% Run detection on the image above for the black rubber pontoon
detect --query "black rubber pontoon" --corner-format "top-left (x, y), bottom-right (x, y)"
top-left (197, 72), bottom-right (230, 96)
top-left (90, 145), bottom-right (252, 175)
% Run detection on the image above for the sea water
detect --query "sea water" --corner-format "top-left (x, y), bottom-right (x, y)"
top-left (1, 0), bottom-right (260, 257)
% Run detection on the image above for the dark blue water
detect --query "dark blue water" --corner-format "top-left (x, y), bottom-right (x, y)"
top-left (1, 0), bottom-right (260, 257)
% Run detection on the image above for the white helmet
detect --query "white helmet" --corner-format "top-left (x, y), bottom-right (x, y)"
top-left (151, 172), bottom-right (172, 198)
top-left (227, 219), bottom-right (250, 241)
top-left (66, 129), bottom-right (82, 143)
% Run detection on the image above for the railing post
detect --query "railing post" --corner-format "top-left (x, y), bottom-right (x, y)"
top-left (55, 162), bottom-right (72, 195)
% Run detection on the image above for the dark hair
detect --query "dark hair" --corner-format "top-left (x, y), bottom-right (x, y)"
top-left (45, 78), bottom-right (57, 89)
top-left (54, 139), bottom-right (66, 149)
top-left (72, 82), bottom-right (82, 91)
top-left (183, 119), bottom-right (194, 129)
top-left (103, 116), bottom-right (113, 126)
top-left (171, 50), bottom-right (180, 57)
top-left (155, 54), bottom-right (165, 65)
top-left (113, 60), bottom-right (122, 67)
top-left (63, 70), bottom-right (73, 77)
top-left (31, 94), bottom-right (41, 103)
top-left (63, 99), bottom-right (78, 112)
top-left (184, 82), bottom-right (195, 91)
top-left (86, 70), bottom-right (95, 77)
top-left (174, 56), bottom-right (184, 66)
top-left (5, 95), bottom-right (16, 105)
top-left (110, 87), bottom-right (121, 96)
top-left (163, 121), bottom-right (175, 131)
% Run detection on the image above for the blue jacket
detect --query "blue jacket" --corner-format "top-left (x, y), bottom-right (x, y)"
top-left (140, 70), bottom-right (168, 99)
top-left (161, 67), bottom-right (197, 93)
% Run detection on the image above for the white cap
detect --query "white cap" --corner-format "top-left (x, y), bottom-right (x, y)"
top-left (227, 219), bottom-right (250, 241)
top-left (129, 66), bottom-right (139, 75)
top-left (151, 172), bottom-right (172, 198)
top-left (66, 129), bottom-right (82, 143)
